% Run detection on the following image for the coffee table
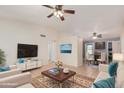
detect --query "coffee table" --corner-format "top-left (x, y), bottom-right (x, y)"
top-left (41, 68), bottom-right (76, 88)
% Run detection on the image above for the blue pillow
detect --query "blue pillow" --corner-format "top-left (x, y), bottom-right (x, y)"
top-left (18, 58), bottom-right (24, 64)
top-left (0, 66), bottom-right (10, 72)
top-left (93, 77), bottom-right (115, 88)
top-left (108, 62), bottom-right (118, 76)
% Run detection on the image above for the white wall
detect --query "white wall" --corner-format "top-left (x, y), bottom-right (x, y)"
top-left (58, 33), bottom-right (83, 67)
top-left (112, 40), bottom-right (121, 53)
top-left (0, 18), bottom-right (58, 65)
top-left (121, 31), bottom-right (124, 54)
top-left (77, 38), bottom-right (83, 66)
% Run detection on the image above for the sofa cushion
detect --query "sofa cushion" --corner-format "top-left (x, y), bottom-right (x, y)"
top-left (108, 62), bottom-right (118, 76)
top-left (94, 71), bottom-right (109, 82)
top-left (17, 83), bottom-right (34, 88)
top-left (93, 77), bottom-right (115, 88)
top-left (0, 72), bottom-right (31, 88)
top-left (0, 69), bottom-right (21, 79)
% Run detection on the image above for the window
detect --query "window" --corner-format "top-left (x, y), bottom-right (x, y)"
top-left (85, 43), bottom-right (94, 60)
top-left (87, 44), bottom-right (94, 55)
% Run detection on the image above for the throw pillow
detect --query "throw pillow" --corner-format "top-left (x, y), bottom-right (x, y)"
top-left (18, 58), bottom-right (24, 64)
top-left (93, 77), bottom-right (115, 88)
top-left (108, 62), bottom-right (118, 77)
top-left (0, 66), bottom-right (10, 72)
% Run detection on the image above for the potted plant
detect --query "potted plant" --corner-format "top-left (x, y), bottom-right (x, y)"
top-left (55, 61), bottom-right (63, 70)
top-left (0, 49), bottom-right (6, 67)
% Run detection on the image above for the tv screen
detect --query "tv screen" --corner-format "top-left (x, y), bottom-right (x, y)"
top-left (60, 44), bottom-right (72, 53)
top-left (17, 44), bottom-right (38, 58)
top-left (95, 42), bottom-right (105, 49)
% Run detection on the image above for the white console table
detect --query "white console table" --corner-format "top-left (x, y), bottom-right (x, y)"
top-left (16, 59), bottom-right (42, 71)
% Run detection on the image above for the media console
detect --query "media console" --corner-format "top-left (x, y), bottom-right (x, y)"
top-left (16, 58), bottom-right (42, 71)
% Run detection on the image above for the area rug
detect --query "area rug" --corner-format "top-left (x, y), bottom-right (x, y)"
top-left (31, 74), bottom-right (94, 88)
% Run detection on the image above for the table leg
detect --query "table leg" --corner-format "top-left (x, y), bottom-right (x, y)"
top-left (59, 82), bottom-right (62, 88)
top-left (42, 75), bottom-right (45, 82)
top-left (73, 76), bottom-right (75, 86)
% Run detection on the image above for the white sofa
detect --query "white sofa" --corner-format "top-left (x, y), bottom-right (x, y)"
top-left (94, 63), bottom-right (124, 88)
top-left (0, 65), bottom-right (34, 88)
top-left (0, 72), bottom-right (34, 88)
top-left (0, 65), bottom-right (21, 79)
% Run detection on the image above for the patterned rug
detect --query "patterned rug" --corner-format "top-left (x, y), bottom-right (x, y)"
top-left (31, 74), bottom-right (94, 88)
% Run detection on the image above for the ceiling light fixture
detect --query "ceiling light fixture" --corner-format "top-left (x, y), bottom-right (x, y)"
top-left (54, 10), bottom-right (63, 18)
top-left (93, 32), bottom-right (97, 39)
top-left (92, 32), bottom-right (102, 39)
top-left (93, 36), bottom-right (97, 39)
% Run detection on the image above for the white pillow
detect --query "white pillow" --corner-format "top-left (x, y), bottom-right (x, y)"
top-left (116, 62), bottom-right (124, 88)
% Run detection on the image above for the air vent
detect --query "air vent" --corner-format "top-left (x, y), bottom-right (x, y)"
top-left (40, 34), bottom-right (46, 37)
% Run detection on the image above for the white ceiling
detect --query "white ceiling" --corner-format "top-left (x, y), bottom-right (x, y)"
top-left (0, 5), bottom-right (124, 40)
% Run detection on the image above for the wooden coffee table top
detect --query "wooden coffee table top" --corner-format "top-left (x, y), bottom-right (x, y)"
top-left (41, 68), bottom-right (76, 83)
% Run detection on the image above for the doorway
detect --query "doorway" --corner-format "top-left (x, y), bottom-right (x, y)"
top-left (48, 40), bottom-right (57, 63)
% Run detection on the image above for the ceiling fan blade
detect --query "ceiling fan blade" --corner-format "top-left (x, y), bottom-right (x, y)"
top-left (97, 34), bottom-right (102, 38)
top-left (42, 5), bottom-right (54, 9)
top-left (60, 16), bottom-right (65, 21)
top-left (64, 10), bottom-right (75, 14)
top-left (47, 13), bottom-right (54, 18)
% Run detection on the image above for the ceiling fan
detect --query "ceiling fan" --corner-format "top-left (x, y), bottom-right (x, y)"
top-left (92, 32), bottom-right (102, 39)
top-left (42, 5), bottom-right (75, 21)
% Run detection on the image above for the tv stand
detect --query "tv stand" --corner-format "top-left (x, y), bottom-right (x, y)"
top-left (16, 58), bottom-right (42, 71)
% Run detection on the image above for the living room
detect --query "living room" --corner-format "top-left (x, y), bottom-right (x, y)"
top-left (0, 3), bottom-right (124, 91)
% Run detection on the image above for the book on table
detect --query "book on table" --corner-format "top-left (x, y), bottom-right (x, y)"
top-left (48, 68), bottom-right (60, 75)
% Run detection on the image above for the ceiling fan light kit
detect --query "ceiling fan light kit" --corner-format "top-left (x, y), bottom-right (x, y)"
top-left (54, 10), bottom-right (63, 18)
top-left (93, 36), bottom-right (97, 39)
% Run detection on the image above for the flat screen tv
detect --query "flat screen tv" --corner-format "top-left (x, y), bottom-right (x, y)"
top-left (60, 44), bottom-right (72, 53)
top-left (17, 44), bottom-right (38, 58)
top-left (95, 42), bottom-right (105, 49)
